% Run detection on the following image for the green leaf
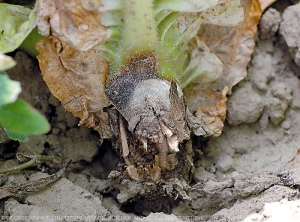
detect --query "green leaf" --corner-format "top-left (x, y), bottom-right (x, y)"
top-left (5, 129), bottom-right (28, 142)
top-left (155, 0), bottom-right (243, 85)
top-left (154, 0), bottom-right (220, 13)
top-left (180, 42), bottom-right (223, 88)
top-left (0, 3), bottom-right (36, 53)
top-left (0, 99), bottom-right (50, 135)
top-left (0, 71), bottom-right (21, 106)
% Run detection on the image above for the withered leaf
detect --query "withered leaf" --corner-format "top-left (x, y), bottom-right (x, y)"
top-left (196, 0), bottom-right (262, 89)
top-left (195, 87), bottom-right (228, 137)
top-left (185, 0), bottom-right (266, 136)
top-left (36, 0), bottom-right (108, 51)
top-left (36, 37), bottom-right (112, 139)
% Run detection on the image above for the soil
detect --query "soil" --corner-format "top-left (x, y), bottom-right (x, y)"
top-left (1, 0), bottom-right (300, 221)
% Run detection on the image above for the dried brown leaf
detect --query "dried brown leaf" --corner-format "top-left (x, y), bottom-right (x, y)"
top-left (36, 37), bottom-right (112, 139)
top-left (185, 86), bottom-right (226, 137)
top-left (195, 87), bottom-right (228, 136)
top-left (185, 0), bottom-right (265, 136)
top-left (36, 0), bottom-right (108, 51)
top-left (197, 0), bottom-right (262, 89)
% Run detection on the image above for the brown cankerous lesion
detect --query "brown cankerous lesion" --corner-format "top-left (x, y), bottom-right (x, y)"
top-left (106, 52), bottom-right (192, 181)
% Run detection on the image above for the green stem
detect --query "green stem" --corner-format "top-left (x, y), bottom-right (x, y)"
top-left (108, 0), bottom-right (160, 80)
top-left (122, 0), bottom-right (158, 55)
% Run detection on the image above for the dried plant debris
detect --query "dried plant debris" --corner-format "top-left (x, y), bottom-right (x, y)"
top-left (0, 159), bottom-right (70, 200)
top-left (184, 0), bottom-right (267, 136)
top-left (34, 0), bottom-right (271, 195)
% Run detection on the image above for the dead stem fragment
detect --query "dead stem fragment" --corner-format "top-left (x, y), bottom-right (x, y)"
top-left (0, 159), bottom-right (71, 200)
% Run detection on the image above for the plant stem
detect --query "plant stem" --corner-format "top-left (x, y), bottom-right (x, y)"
top-left (122, 0), bottom-right (158, 55)
top-left (0, 154), bottom-right (60, 174)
